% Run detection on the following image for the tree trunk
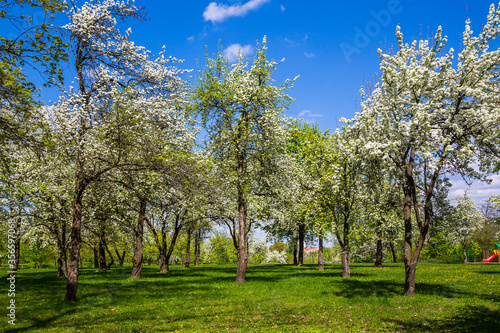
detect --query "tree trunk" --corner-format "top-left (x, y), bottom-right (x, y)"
top-left (185, 228), bottom-right (191, 268)
top-left (235, 183), bottom-right (248, 284)
top-left (93, 247), bottom-right (99, 268)
top-left (164, 221), bottom-right (184, 273)
top-left (64, 175), bottom-right (87, 302)
top-left (57, 240), bottom-right (67, 277)
top-left (341, 244), bottom-right (350, 277)
top-left (98, 232), bottom-right (107, 270)
top-left (402, 160), bottom-right (433, 297)
top-left (318, 237), bottom-right (324, 271)
top-left (105, 242), bottom-right (114, 270)
top-left (158, 252), bottom-right (168, 273)
top-left (293, 240), bottom-right (298, 265)
top-left (13, 230), bottom-right (20, 274)
top-left (130, 198), bottom-right (146, 279)
top-left (194, 230), bottom-right (201, 267)
top-left (389, 241), bottom-right (397, 263)
top-left (403, 189), bottom-right (415, 295)
top-left (463, 244), bottom-right (468, 264)
top-left (374, 221), bottom-right (383, 268)
top-left (298, 223), bottom-right (305, 266)
top-left (405, 260), bottom-right (417, 296)
top-left (115, 248), bottom-right (126, 267)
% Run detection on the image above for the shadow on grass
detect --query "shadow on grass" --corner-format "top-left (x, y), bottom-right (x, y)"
top-left (4, 308), bottom-right (79, 333)
top-left (387, 305), bottom-right (500, 332)
top-left (333, 278), bottom-right (496, 300)
top-left (474, 270), bottom-right (500, 275)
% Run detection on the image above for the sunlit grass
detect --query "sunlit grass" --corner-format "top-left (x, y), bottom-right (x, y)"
top-left (1, 262), bottom-right (499, 332)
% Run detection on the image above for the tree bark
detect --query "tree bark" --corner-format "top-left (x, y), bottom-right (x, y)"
top-left (298, 223), bottom-right (304, 266)
top-left (235, 183), bottom-right (248, 284)
top-left (402, 150), bottom-right (432, 297)
top-left (389, 241), bottom-right (397, 263)
top-left (130, 198), bottom-right (146, 279)
top-left (105, 241), bottom-right (114, 270)
top-left (57, 240), bottom-right (67, 277)
top-left (13, 222), bottom-right (20, 274)
top-left (158, 252), bottom-right (168, 273)
top-left (164, 216), bottom-right (185, 272)
top-left (405, 261), bottom-right (417, 296)
top-left (93, 247), bottom-right (99, 268)
top-left (115, 248), bottom-right (126, 267)
top-left (318, 237), bottom-right (324, 271)
top-left (64, 174), bottom-right (87, 301)
top-left (194, 230), bottom-right (201, 267)
top-left (185, 227), bottom-right (191, 268)
top-left (374, 221), bottom-right (383, 267)
top-left (341, 245), bottom-right (350, 277)
top-left (293, 240), bottom-right (298, 265)
top-left (403, 170), bottom-right (415, 296)
top-left (98, 231), bottom-right (107, 270)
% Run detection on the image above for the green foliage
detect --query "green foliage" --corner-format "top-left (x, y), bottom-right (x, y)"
top-left (269, 241), bottom-right (288, 253)
top-left (0, 0), bottom-right (68, 161)
top-left (20, 240), bottom-right (55, 267)
top-left (204, 231), bottom-right (237, 265)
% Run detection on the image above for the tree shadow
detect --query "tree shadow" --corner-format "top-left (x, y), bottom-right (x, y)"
top-left (474, 270), bottom-right (500, 275)
top-left (387, 305), bottom-right (500, 332)
top-left (4, 308), bottom-right (79, 333)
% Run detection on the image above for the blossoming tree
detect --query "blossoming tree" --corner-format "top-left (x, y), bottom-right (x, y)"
top-left (350, 5), bottom-right (500, 296)
top-left (192, 38), bottom-right (294, 283)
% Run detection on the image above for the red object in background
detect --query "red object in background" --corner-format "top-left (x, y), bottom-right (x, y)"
top-left (481, 254), bottom-right (499, 263)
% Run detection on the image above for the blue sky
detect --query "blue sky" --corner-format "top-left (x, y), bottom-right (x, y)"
top-left (125, 0), bottom-right (496, 129)
top-left (125, 0), bottom-right (500, 203)
top-left (10, 0), bottom-right (498, 203)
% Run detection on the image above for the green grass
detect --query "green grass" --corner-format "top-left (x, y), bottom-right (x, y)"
top-left (1, 262), bottom-right (499, 332)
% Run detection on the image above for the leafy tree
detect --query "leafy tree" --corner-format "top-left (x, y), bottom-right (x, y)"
top-left (351, 6), bottom-right (500, 295)
top-left (0, 0), bottom-right (67, 164)
top-left (284, 120), bottom-right (328, 267)
top-left (203, 231), bottom-right (237, 265)
top-left (310, 127), bottom-right (364, 277)
top-left (445, 191), bottom-right (485, 263)
top-left (269, 242), bottom-right (288, 253)
top-left (248, 238), bottom-right (268, 264)
top-left (264, 250), bottom-right (287, 264)
top-left (192, 38), bottom-right (294, 283)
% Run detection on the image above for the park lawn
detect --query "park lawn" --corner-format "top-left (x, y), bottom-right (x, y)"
top-left (1, 262), bottom-right (499, 332)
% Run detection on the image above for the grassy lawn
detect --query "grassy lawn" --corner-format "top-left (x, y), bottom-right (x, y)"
top-left (1, 262), bottom-right (499, 332)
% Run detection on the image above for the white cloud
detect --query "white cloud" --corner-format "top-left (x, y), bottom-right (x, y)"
top-left (304, 52), bottom-right (315, 58)
top-left (203, 0), bottom-right (270, 23)
top-left (223, 44), bottom-right (253, 62)
top-left (303, 34), bottom-right (308, 41)
top-left (187, 35), bottom-right (195, 42)
top-left (298, 110), bottom-right (323, 119)
top-left (284, 37), bottom-right (297, 46)
top-left (448, 174), bottom-right (500, 204)
top-left (280, 4), bottom-right (285, 12)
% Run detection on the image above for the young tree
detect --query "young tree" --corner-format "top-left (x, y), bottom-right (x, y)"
top-left (351, 6), bottom-right (500, 295)
top-left (192, 38), bottom-right (294, 283)
top-left (446, 191), bottom-right (485, 263)
top-left (315, 129), bottom-right (364, 277)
